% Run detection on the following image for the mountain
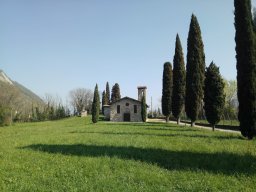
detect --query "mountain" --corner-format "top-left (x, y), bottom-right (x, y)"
top-left (0, 70), bottom-right (13, 85)
top-left (13, 81), bottom-right (43, 104)
top-left (0, 70), bottom-right (44, 113)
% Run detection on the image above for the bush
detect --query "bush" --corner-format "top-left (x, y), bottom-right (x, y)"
top-left (0, 106), bottom-right (12, 126)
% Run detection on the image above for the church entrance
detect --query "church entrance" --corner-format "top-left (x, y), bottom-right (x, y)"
top-left (123, 113), bottom-right (131, 122)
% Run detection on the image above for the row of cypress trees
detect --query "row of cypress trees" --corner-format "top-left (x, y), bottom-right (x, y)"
top-left (162, 14), bottom-right (225, 131)
top-left (161, 0), bottom-right (256, 139)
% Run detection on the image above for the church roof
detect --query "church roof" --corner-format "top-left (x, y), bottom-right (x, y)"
top-left (110, 96), bottom-right (149, 107)
top-left (110, 97), bottom-right (142, 105)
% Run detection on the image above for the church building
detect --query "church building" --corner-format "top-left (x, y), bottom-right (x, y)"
top-left (103, 86), bottom-right (147, 122)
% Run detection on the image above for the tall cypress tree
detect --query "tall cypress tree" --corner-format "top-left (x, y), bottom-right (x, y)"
top-left (253, 7), bottom-right (256, 32)
top-left (234, 0), bottom-right (256, 139)
top-left (185, 14), bottom-right (205, 127)
top-left (141, 94), bottom-right (147, 122)
top-left (106, 82), bottom-right (110, 104)
top-left (92, 84), bottom-right (100, 123)
top-left (162, 62), bottom-right (173, 122)
top-left (172, 34), bottom-right (186, 124)
top-left (204, 62), bottom-right (225, 131)
top-left (101, 90), bottom-right (107, 114)
top-left (111, 83), bottom-right (121, 103)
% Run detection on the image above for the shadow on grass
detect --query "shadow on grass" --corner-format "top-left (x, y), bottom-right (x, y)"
top-left (144, 127), bottom-right (199, 132)
top-left (181, 120), bottom-right (240, 131)
top-left (103, 122), bottom-right (174, 128)
top-left (69, 131), bottom-right (244, 140)
top-left (21, 144), bottom-right (256, 175)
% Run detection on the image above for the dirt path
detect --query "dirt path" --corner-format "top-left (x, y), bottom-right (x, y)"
top-left (147, 118), bottom-right (240, 134)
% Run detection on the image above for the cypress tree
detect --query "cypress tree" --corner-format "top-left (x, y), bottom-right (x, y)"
top-left (185, 14), bottom-right (205, 127)
top-left (234, 0), bottom-right (256, 139)
top-left (253, 7), bottom-right (256, 32)
top-left (204, 62), bottom-right (225, 131)
top-left (92, 84), bottom-right (100, 123)
top-left (141, 94), bottom-right (147, 122)
top-left (111, 83), bottom-right (121, 103)
top-left (172, 34), bottom-right (186, 124)
top-left (162, 62), bottom-right (173, 122)
top-left (106, 82), bottom-right (111, 104)
top-left (102, 90), bottom-right (107, 114)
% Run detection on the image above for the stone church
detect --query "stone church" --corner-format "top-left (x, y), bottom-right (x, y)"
top-left (103, 86), bottom-right (147, 122)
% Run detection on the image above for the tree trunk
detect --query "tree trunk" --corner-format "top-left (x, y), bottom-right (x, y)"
top-left (166, 116), bottom-right (169, 123)
top-left (191, 121), bottom-right (195, 127)
top-left (177, 117), bottom-right (180, 125)
top-left (212, 125), bottom-right (215, 131)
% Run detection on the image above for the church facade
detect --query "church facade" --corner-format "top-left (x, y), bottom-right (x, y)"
top-left (104, 86), bottom-right (147, 122)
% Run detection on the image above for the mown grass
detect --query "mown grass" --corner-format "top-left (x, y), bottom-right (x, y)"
top-left (0, 117), bottom-right (256, 191)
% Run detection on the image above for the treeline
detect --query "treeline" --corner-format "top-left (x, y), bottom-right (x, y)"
top-left (21, 94), bottom-right (70, 122)
top-left (162, 14), bottom-right (224, 131)
top-left (0, 91), bottom-right (70, 125)
top-left (30, 104), bottom-right (69, 122)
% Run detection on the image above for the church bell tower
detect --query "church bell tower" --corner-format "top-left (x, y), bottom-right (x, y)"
top-left (138, 86), bottom-right (147, 102)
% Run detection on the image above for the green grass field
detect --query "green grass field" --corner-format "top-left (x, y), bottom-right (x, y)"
top-left (1, 117), bottom-right (256, 191)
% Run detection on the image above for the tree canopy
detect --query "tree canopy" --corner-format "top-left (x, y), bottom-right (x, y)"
top-left (111, 83), bottom-right (121, 103)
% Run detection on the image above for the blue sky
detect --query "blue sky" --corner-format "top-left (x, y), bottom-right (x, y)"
top-left (1, 0), bottom-right (256, 109)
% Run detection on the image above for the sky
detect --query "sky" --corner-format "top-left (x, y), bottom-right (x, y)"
top-left (1, 0), bottom-right (256, 109)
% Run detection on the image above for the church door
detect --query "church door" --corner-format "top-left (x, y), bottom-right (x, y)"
top-left (123, 113), bottom-right (131, 122)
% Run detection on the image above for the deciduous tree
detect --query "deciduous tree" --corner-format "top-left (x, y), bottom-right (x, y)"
top-left (69, 88), bottom-right (93, 115)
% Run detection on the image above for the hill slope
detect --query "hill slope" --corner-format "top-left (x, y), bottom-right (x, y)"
top-left (0, 70), bottom-right (44, 117)
top-left (0, 70), bottom-right (43, 103)
top-left (13, 81), bottom-right (43, 104)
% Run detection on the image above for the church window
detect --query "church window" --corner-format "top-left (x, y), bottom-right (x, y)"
top-left (134, 105), bottom-right (137, 113)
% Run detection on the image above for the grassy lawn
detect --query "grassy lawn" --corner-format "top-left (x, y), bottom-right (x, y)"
top-left (193, 119), bottom-right (239, 127)
top-left (1, 117), bottom-right (256, 191)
